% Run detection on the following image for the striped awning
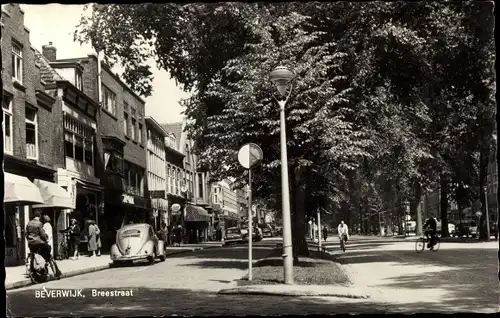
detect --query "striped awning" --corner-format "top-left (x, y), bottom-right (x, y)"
top-left (185, 204), bottom-right (210, 222)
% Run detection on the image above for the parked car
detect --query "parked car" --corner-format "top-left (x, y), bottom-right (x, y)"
top-left (262, 226), bottom-right (274, 238)
top-left (111, 223), bottom-right (166, 265)
top-left (243, 226), bottom-right (262, 242)
top-left (452, 221), bottom-right (475, 238)
top-left (436, 220), bottom-right (455, 236)
top-left (224, 227), bottom-right (244, 245)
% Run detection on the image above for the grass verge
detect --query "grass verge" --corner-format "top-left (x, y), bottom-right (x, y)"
top-left (237, 248), bottom-right (351, 286)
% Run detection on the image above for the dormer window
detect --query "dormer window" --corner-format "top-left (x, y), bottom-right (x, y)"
top-left (75, 68), bottom-right (83, 91)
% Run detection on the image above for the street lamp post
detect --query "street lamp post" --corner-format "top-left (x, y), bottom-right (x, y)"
top-left (270, 66), bottom-right (295, 285)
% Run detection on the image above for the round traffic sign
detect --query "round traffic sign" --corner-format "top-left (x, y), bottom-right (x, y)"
top-left (475, 211), bottom-right (482, 217)
top-left (238, 143), bottom-right (263, 169)
top-left (171, 203), bottom-right (181, 212)
top-left (473, 200), bottom-right (482, 211)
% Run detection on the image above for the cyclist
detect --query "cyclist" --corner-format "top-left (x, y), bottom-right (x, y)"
top-left (424, 216), bottom-right (437, 250)
top-left (337, 221), bottom-right (349, 247)
top-left (26, 211), bottom-right (61, 277)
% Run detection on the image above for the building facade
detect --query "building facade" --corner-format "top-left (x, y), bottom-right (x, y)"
top-left (145, 116), bottom-right (169, 230)
top-left (39, 44), bottom-right (104, 256)
top-left (163, 121), bottom-right (211, 243)
top-left (2, 4), bottom-right (72, 265)
top-left (44, 51), bottom-right (149, 250)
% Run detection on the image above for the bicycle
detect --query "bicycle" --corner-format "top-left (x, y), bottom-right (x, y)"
top-left (415, 234), bottom-right (440, 253)
top-left (57, 230), bottom-right (70, 260)
top-left (339, 234), bottom-right (347, 252)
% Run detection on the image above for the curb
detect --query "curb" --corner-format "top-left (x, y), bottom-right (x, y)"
top-left (6, 244), bottom-right (223, 291)
top-left (5, 264), bottom-right (111, 290)
top-left (218, 286), bottom-right (371, 299)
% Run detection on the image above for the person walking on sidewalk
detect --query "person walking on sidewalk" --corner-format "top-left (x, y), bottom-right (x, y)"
top-left (91, 220), bottom-right (102, 256)
top-left (322, 224), bottom-right (328, 242)
top-left (68, 218), bottom-right (81, 260)
top-left (42, 215), bottom-right (54, 257)
top-left (86, 219), bottom-right (98, 257)
top-left (337, 221), bottom-right (349, 245)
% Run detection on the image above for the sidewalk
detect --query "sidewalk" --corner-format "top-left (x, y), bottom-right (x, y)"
top-left (5, 242), bottom-right (223, 290)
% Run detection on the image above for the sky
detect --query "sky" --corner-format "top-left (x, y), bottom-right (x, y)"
top-left (21, 4), bottom-right (190, 124)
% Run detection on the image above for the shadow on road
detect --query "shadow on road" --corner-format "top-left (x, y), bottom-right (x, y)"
top-left (334, 245), bottom-right (498, 313)
top-left (6, 287), bottom-right (386, 316)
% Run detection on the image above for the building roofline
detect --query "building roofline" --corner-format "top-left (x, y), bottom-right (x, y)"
top-left (84, 54), bottom-right (146, 104)
top-left (145, 117), bottom-right (169, 137)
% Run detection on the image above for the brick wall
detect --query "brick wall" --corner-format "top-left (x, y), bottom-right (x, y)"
top-left (79, 55), bottom-right (148, 194)
top-left (1, 4), bottom-right (57, 170)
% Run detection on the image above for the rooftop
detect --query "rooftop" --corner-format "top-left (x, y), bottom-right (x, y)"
top-left (33, 48), bottom-right (64, 84)
top-left (162, 122), bottom-right (183, 150)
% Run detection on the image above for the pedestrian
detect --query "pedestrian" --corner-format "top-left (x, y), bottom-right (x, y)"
top-left (86, 219), bottom-right (98, 257)
top-left (42, 215), bottom-right (54, 257)
top-left (92, 220), bottom-right (102, 256)
top-left (322, 224), bottom-right (328, 242)
top-left (68, 218), bottom-right (81, 260)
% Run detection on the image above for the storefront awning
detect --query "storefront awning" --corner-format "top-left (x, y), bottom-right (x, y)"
top-left (4, 172), bottom-right (45, 204)
top-left (185, 204), bottom-right (210, 222)
top-left (32, 179), bottom-right (73, 208)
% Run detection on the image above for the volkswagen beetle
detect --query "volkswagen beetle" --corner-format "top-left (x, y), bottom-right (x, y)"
top-left (110, 223), bottom-right (166, 265)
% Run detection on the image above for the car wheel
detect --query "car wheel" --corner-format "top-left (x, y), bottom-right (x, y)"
top-left (159, 254), bottom-right (166, 262)
top-left (112, 260), bottom-right (122, 267)
top-left (147, 256), bottom-right (155, 265)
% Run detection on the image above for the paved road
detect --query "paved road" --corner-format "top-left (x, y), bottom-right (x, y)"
top-left (321, 235), bottom-right (499, 313)
top-left (6, 239), bottom-right (382, 316)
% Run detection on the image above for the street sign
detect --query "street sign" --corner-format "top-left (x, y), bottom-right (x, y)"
top-left (475, 211), bottom-right (482, 218)
top-left (405, 215), bottom-right (411, 221)
top-left (238, 143), bottom-right (263, 170)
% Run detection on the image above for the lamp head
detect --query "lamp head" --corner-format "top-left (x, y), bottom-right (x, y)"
top-left (270, 66), bottom-right (294, 96)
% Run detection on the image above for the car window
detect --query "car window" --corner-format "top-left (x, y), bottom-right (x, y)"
top-left (227, 228), bottom-right (240, 234)
top-left (120, 229), bottom-right (141, 238)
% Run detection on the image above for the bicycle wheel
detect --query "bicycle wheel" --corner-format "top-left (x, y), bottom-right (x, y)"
top-left (432, 237), bottom-right (440, 252)
top-left (415, 237), bottom-right (425, 253)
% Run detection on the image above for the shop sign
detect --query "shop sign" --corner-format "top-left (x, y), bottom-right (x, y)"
top-left (122, 194), bottom-right (135, 205)
top-left (68, 180), bottom-right (77, 209)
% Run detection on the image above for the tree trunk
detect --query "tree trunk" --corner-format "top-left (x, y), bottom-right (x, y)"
top-left (440, 175), bottom-right (450, 237)
top-left (292, 167), bottom-right (309, 261)
top-left (412, 181), bottom-right (424, 237)
top-left (479, 145), bottom-right (490, 241)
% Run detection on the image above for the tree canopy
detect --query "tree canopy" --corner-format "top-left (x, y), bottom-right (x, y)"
top-left (75, 1), bottom-right (496, 242)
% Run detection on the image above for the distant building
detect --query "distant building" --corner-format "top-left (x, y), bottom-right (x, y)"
top-left (145, 116), bottom-right (169, 230)
top-left (162, 120), bottom-right (211, 243)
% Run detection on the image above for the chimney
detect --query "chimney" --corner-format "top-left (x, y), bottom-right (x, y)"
top-left (42, 42), bottom-right (57, 62)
